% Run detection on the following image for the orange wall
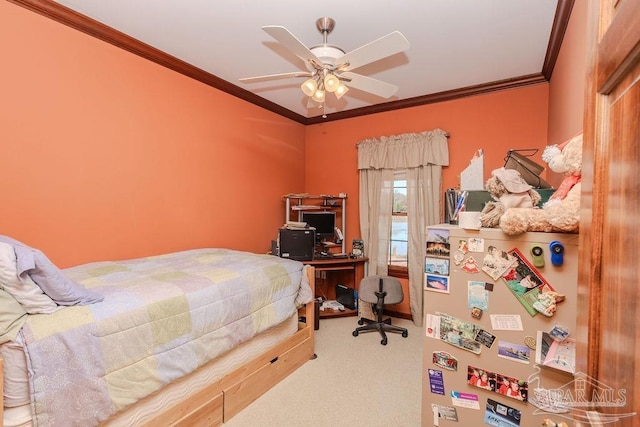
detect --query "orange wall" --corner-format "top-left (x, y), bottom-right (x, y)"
top-left (305, 86), bottom-right (549, 316)
top-left (548, 0), bottom-right (587, 143)
top-left (546, 0), bottom-right (588, 187)
top-left (0, 2), bottom-right (306, 267)
top-left (305, 85), bottom-right (550, 250)
top-left (1, 1), bottom-right (588, 291)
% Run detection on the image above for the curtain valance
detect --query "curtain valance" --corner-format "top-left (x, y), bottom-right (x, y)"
top-left (357, 129), bottom-right (449, 170)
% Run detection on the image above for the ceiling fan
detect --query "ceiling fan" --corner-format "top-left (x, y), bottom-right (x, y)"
top-left (240, 17), bottom-right (410, 108)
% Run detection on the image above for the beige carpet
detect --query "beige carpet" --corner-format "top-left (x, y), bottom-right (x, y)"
top-left (224, 316), bottom-right (423, 427)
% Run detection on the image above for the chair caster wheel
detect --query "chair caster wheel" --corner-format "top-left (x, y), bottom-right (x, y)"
top-left (357, 319), bottom-right (364, 325)
top-left (402, 331), bottom-right (408, 338)
top-left (353, 331), bottom-right (359, 337)
top-left (381, 338), bottom-right (387, 345)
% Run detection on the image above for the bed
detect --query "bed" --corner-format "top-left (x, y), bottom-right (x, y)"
top-left (0, 238), bottom-right (315, 427)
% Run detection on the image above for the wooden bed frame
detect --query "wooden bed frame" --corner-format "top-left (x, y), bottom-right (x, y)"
top-left (1, 267), bottom-right (316, 427)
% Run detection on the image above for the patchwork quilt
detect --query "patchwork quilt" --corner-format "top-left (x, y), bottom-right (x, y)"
top-left (19, 248), bottom-right (312, 426)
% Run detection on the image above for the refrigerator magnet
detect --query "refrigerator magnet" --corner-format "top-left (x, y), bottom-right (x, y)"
top-left (530, 243), bottom-right (545, 267)
top-left (453, 250), bottom-right (465, 265)
top-left (524, 336), bottom-right (537, 350)
top-left (462, 256), bottom-right (480, 273)
top-left (468, 237), bottom-right (485, 252)
top-left (428, 369), bottom-right (445, 395)
top-left (432, 351), bottom-right (459, 371)
top-left (475, 329), bottom-right (496, 348)
top-left (432, 404), bottom-right (458, 423)
top-left (549, 240), bottom-right (565, 266)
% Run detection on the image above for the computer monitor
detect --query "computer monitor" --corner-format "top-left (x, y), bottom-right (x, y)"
top-left (301, 211), bottom-right (336, 240)
top-left (278, 228), bottom-right (315, 261)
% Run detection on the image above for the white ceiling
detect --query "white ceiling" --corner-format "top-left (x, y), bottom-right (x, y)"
top-left (50, 0), bottom-right (560, 121)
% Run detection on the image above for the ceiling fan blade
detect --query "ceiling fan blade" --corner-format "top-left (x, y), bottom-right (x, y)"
top-left (262, 26), bottom-right (321, 66)
top-left (239, 71), bottom-right (313, 84)
top-left (341, 72), bottom-right (399, 98)
top-left (338, 31), bottom-right (409, 71)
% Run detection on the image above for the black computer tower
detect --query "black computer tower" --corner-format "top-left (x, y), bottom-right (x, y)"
top-left (278, 228), bottom-right (315, 261)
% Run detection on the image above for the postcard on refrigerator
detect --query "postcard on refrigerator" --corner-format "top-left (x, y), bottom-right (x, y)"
top-left (427, 228), bottom-right (450, 243)
top-left (468, 365), bottom-right (528, 403)
top-left (482, 246), bottom-right (517, 280)
top-left (426, 241), bottom-right (450, 259)
top-left (438, 312), bottom-right (482, 354)
top-left (497, 340), bottom-right (531, 364)
top-left (425, 274), bottom-right (450, 294)
top-left (468, 280), bottom-right (489, 310)
top-left (535, 331), bottom-right (576, 373)
top-left (425, 256), bottom-right (450, 275)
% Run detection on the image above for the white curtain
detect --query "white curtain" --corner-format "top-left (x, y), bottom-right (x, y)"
top-left (357, 129), bottom-right (449, 326)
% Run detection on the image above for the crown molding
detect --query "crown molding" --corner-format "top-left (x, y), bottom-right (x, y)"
top-left (8, 0), bottom-right (574, 125)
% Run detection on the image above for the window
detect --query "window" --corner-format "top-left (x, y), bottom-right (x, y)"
top-left (389, 171), bottom-right (408, 277)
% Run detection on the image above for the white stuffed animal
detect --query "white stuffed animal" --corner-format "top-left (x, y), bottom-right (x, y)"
top-left (499, 133), bottom-right (583, 235)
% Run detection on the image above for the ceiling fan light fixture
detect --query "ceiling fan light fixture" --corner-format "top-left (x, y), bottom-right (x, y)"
top-left (334, 83), bottom-right (349, 99)
top-left (243, 17), bottom-right (409, 115)
top-left (311, 89), bottom-right (325, 103)
top-left (301, 78), bottom-right (318, 97)
top-left (323, 72), bottom-right (340, 93)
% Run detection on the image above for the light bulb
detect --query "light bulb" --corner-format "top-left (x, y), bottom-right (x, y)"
top-left (312, 89), bottom-right (325, 103)
top-left (324, 73), bottom-right (340, 93)
top-left (301, 79), bottom-right (317, 97)
top-left (334, 83), bottom-right (349, 99)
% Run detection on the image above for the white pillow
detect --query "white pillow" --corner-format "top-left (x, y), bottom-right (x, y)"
top-left (0, 235), bottom-right (103, 306)
top-left (0, 289), bottom-right (26, 344)
top-left (0, 242), bottom-right (59, 314)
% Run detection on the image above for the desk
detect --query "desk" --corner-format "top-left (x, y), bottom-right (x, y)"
top-left (303, 257), bottom-right (368, 318)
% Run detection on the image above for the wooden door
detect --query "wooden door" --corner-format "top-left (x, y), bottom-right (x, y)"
top-left (578, 0), bottom-right (640, 425)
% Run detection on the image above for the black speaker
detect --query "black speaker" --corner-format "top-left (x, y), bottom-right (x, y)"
top-left (278, 228), bottom-right (315, 261)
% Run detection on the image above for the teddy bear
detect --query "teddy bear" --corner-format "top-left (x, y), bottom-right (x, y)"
top-left (499, 133), bottom-right (583, 235)
top-left (479, 167), bottom-right (542, 228)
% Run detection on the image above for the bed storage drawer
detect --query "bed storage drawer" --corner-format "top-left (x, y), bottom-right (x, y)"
top-left (223, 336), bottom-right (312, 421)
top-left (171, 391), bottom-right (224, 427)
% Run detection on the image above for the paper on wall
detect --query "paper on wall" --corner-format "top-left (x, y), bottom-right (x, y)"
top-left (460, 149), bottom-right (485, 190)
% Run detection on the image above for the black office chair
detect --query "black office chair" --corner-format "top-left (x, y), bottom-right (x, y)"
top-left (352, 275), bottom-right (408, 345)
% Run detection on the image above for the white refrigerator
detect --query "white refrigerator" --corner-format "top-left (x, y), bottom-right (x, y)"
top-left (421, 225), bottom-right (579, 427)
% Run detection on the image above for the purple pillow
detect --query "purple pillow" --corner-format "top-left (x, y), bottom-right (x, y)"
top-left (0, 235), bottom-right (103, 306)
